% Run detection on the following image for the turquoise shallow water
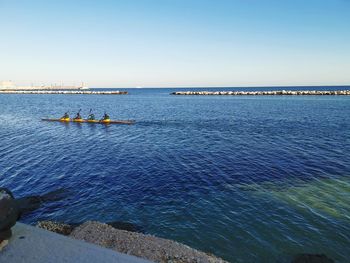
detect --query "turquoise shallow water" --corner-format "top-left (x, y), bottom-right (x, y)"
top-left (0, 87), bottom-right (349, 262)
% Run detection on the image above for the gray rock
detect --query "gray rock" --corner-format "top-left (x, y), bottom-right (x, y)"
top-left (70, 221), bottom-right (227, 263)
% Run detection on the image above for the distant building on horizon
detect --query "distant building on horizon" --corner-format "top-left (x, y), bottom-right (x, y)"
top-left (0, 80), bottom-right (88, 90)
top-left (0, 80), bottom-right (16, 89)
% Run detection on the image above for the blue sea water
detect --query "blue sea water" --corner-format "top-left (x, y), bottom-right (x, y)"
top-left (0, 87), bottom-right (349, 262)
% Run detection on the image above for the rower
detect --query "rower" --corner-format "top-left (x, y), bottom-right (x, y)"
top-left (61, 112), bottom-right (69, 119)
top-left (74, 109), bottom-right (82, 120)
top-left (87, 109), bottom-right (95, 120)
top-left (101, 112), bottom-right (110, 122)
top-left (60, 112), bottom-right (70, 121)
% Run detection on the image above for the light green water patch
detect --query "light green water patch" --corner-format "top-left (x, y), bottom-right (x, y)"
top-left (237, 177), bottom-right (350, 222)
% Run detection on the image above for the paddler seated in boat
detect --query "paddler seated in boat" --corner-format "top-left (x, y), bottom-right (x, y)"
top-left (100, 112), bottom-right (110, 122)
top-left (87, 109), bottom-right (95, 120)
top-left (88, 112), bottom-right (95, 120)
top-left (74, 110), bottom-right (83, 120)
top-left (60, 112), bottom-right (70, 120)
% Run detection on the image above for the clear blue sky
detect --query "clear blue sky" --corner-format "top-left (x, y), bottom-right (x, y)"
top-left (1, 0), bottom-right (349, 88)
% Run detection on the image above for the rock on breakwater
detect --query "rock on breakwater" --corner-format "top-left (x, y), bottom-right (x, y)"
top-left (0, 90), bottom-right (128, 95)
top-left (171, 90), bottom-right (350, 96)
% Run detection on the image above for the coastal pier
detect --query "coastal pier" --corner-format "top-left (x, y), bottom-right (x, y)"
top-left (0, 90), bottom-right (128, 95)
top-left (171, 90), bottom-right (350, 96)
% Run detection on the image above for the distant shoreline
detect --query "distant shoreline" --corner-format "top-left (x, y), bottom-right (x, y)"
top-left (0, 90), bottom-right (128, 95)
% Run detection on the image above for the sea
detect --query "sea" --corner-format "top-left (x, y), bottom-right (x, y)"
top-left (0, 86), bottom-right (349, 262)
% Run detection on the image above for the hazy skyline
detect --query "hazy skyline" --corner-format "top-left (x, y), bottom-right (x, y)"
top-left (1, 0), bottom-right (350, 88)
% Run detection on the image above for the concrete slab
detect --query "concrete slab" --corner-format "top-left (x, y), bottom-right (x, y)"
top-left (0, 223), bottom-right (153, 263)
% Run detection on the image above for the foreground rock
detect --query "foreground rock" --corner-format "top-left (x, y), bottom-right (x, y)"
top-left (38, 221), bottom-right (227, 263)
top-left (171, 90), bottom-right (350, 96)
top-left (37, 220), bottom-right (143, 234)
top-left (71, 221), bottom-right (227, 263)
top-left (4, 223), bottom-right (150, 263)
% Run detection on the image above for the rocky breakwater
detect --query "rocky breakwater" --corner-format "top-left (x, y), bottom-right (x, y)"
top-left (0, 90), bottom-right (128, 95)
top-left (171, 90), bottom-right (350, 96)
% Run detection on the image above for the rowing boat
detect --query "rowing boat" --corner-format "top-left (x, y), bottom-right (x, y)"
top-left (42, 118), bottom-right (135, 125)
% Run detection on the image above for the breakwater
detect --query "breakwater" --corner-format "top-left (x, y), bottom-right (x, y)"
top-left (171, 90), bottom-right (350, 96)
top-left (0, 90), bottom-right (127, 95)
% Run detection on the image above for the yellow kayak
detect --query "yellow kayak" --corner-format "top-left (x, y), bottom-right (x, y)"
top-left (100, 119), bottom-right (111, 123)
